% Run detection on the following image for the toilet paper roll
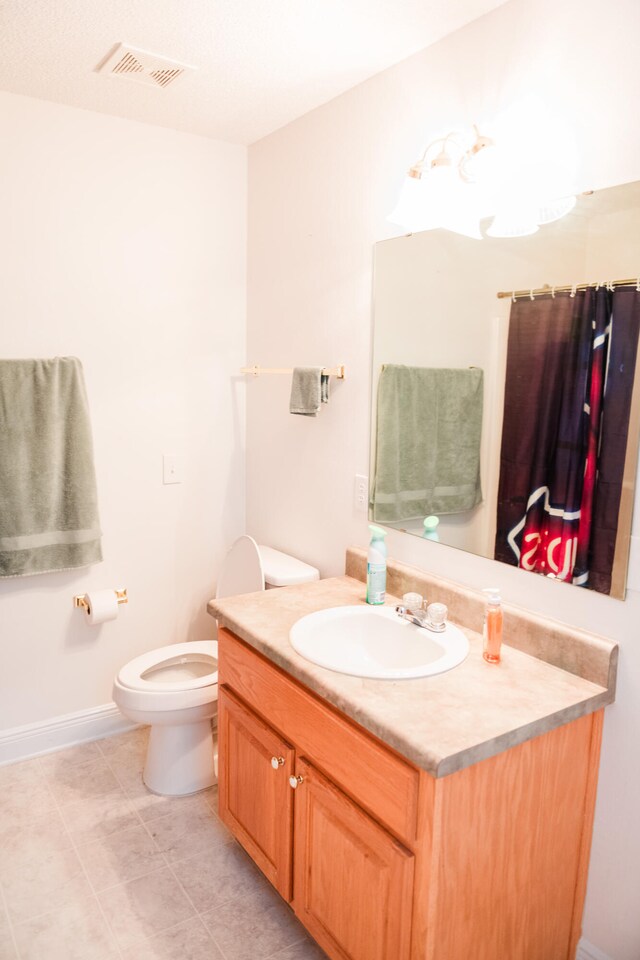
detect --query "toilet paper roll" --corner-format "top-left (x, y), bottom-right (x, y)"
top-left (85, 590), bottom-right (119, 625)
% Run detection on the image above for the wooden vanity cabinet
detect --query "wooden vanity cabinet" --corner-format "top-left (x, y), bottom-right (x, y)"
top-left (217, 687), bottom-right (294, 898)
top-left (292, 758), bottom-right (415, 960)
top-left (217, 628), bottom-right (604, 960)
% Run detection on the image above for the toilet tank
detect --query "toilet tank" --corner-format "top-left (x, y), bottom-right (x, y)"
top-left (258, 545), bottom-right (320, 588)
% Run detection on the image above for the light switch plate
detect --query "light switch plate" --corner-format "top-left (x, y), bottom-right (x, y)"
top-left (163, 455), bottom-right (182, 485)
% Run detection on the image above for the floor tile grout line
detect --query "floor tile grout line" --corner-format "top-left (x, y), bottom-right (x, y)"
top-left (75, 860), bottom-right (173, 897)
top-left (0, 870), bottom-right (22, 960)
top-left (261, 932), bottom-right (316, 960)
top-left (41, 762), bottom-right (127, 960)
top-left (37, 749), bottom-right (125, 820)
top-left (154, 834), bottom-right (236, 868)
top-left (98, 746), bottom-right (173, 849)
top-left (38, 753), bottom-right (128, 960)
top-left (78, 741), bottom-right (196, 949)
top-left (118, 914), bottom-right (217, 955)
top-left (98, 740), bottom-right (166, 836)
top-left (157, 845), bottom-right (232, 960)
top-left (4, 863), bottom-right (174, 931)
top-left (130, 775), bottom-right (243, 960)
top-left (159, 838), bottom-right (312, 960)
top-left (85, 738), bottom-right (231, 955)
top-left (103, 753), bottom-right (312, 960)
top-left (95, 730), bottom-right (143, 761)
top-left (92, 855), bottom-right (165, 955)
top-left (1, 735), bottom-right (161, 957)
top-left (105, 761), bottom-right (246, 960)
top-left (4, 732), bottom-right (318, 960)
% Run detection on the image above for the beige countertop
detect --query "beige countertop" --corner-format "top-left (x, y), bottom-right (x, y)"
top-left (207, 575), bottom-right (614, 777)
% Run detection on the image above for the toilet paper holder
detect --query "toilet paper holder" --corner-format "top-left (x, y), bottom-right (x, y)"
top-left (73, 588), bottom-right (128, 612)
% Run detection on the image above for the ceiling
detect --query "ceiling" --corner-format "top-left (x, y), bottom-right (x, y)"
top-left (0, 0), bottom-right (508, 145)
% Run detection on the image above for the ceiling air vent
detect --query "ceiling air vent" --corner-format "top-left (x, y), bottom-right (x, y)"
top-left (96, 43), bottom-right (196, 89)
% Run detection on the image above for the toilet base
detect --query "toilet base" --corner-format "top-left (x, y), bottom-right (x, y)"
top-left (143, 720), bottom-right (216, 796)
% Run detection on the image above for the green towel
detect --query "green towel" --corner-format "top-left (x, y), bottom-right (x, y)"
top-left (0, 357), bottom-right (102, 577)
top-left (371, 364), bottom-right (483, 523)
top-left (290, 367), bottom-right (323, 416)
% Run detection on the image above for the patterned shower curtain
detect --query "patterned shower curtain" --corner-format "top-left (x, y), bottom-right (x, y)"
top-left (494, 286), bottom-right (640, 594)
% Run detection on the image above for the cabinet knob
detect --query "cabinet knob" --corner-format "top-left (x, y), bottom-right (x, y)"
top-left (289, 774), bottom-right (304, 789)
top-left (271, 756), bottom-right (285, 770)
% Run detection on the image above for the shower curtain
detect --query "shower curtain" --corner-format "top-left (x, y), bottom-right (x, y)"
top-left (494, 286), bottom-right (640, 594)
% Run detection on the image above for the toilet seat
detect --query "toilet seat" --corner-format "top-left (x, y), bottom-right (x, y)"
top-left (117, 640), bottom-right (218, 693)
top-left (114, 640), bottom-right (219, 714)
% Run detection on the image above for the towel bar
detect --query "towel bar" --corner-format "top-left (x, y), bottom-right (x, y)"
top-left (240, 364), bottom-right (346, 379)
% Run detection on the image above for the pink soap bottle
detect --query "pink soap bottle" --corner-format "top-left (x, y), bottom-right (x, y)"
top-left (482, 588), bottom-right (503, 664)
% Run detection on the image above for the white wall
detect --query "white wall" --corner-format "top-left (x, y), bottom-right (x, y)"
top-left (0, 92), bottom-right (247, 730)
top-left (247, 0), bottom-right (640, 956)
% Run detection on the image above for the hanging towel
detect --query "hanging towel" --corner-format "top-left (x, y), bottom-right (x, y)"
top-left (0, 357), bottom-right (102, 577)
top-left (320, 373), bottom-right (330, 405)
top-left (371, 364), bottom-right (483, 523)
top-left (290, 367), bottom-right (323, 416)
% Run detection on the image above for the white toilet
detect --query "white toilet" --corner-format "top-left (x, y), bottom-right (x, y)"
top-left (112, 536), bottom-right (319, 796)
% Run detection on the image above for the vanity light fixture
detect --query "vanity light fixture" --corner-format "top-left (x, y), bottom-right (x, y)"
top-left (389, 124), bottom-right (577, 239)
top-left (389, 126), bottom-right (493, 239)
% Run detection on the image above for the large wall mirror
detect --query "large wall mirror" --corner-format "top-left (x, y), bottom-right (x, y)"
top-left (370, 180), bottom-right (640, 598)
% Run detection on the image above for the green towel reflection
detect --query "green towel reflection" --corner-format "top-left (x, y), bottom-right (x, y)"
top-left (371, 365), bottom-right (483, 523)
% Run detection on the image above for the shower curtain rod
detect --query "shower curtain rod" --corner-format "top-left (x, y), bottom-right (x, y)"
top-left (497, 278), bottom-right (640, 300)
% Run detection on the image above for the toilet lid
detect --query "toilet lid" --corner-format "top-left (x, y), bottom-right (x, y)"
top-left (117, 640), bottom-right (218, 693)
top-left (216, 535), bottom-right (264, 599)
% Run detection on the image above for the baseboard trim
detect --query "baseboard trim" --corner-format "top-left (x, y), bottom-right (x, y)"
top-left (0, 702), bottom-right (137, 765)
top-left (577, 939), bottom-right (613, 960)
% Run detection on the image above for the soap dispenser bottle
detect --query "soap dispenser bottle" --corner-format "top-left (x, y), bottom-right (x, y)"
top-left (366, 525), bottom-right (388, 605)
top-left (482, 588), bottom-right (503, 663)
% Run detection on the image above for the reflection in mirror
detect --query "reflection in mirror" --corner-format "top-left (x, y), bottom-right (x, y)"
top-left (370, 181), bottom-right (640, 598)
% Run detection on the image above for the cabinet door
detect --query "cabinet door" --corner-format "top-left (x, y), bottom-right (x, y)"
top-left (293, 758), bottom-right (415, 960)
top-left (218, 686), bottom-right (295, 899)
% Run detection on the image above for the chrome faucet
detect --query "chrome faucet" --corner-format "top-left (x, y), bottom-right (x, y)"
top-left (395, 602), bottom-right (447, 633)
top-left (395, 604), bottom-right (430, 628)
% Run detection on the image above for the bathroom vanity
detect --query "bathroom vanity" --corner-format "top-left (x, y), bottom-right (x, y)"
top-left (208, 551), bottom-right (617, 960)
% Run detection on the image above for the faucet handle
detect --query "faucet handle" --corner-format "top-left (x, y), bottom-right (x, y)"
top-left (427, 602), bottom-right (448, 627)
top-left (402, 592), bottom-right (424, 609)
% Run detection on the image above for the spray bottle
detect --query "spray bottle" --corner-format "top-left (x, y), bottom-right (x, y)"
top-left (482, 588), bottom-right (503, 663)
top-left (366, 525), bottom-right (388, 605)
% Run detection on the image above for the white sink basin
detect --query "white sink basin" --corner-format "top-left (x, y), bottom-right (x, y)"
top-left (289, 605), bottom-right (469, 680)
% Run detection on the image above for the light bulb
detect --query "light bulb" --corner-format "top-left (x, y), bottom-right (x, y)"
top-left (536, 195), bottom-right (577, 225)
top-left (486, 206), bottom-right (539, 238)
top-left (427, 164), bottom-right (483, 239)
top-left (388, 175), bottom-right (437, 233)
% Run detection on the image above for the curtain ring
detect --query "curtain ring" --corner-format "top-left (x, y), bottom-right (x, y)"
top-left (551, 286), bottom-right (556, 298)
top-left (570, 283), bottom-right (577, 298)
top-left (529, 289), bottom-right (535, 301)
top-left (636, 278), bottom-right (640, 292)
top-left (512, 291), bottom-right (517, 303)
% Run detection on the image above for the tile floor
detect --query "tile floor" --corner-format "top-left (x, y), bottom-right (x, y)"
top-left (0, 728), bottom-right (328, 960)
